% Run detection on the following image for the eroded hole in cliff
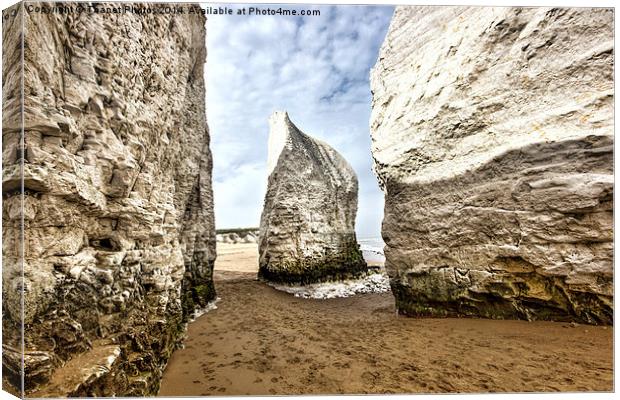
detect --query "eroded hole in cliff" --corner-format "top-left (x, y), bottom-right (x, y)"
top-left (89, 237), bottom-right (120, 251)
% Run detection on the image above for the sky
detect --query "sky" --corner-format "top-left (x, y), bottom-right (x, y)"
top-left (204, 4), bottom-right (394, 238)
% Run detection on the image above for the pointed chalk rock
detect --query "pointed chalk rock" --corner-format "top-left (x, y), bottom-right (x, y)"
top-left (259, 111), bottom-right (367, 284)
top-left (370, 6), bottom-right (613, 324)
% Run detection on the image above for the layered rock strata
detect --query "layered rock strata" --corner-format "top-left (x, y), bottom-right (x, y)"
top-left (370, 7), bottom-right (613, 324)
top-left (258, 112), bottom-right (367, 284)
top-left (2, 2), bottom-right (215, 396)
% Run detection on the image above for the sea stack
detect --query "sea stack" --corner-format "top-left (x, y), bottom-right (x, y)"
top-left (370, 7), bottom-right (613, 323)
top-left (2, 4), bottom-right (215, 396)
top-left (258, 111), bottom-right (367, 284)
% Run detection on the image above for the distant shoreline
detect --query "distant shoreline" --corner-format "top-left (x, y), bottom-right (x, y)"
top-left (216, 227), bottom-right (259, 235)
top-left (215, 230), bottom-right (385, 264)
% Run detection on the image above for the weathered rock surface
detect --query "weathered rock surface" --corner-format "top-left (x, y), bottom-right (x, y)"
top-left (258, 111), bottom-right (367, 284)
top-left (2, 2), bottom-right (215, 396)
top-left (370, 7), bottom-right (613, 324)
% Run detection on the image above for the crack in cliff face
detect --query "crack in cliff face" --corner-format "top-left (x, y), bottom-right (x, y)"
top-left (370, 6), bottom-right (613, 325)
top-left (259, 111), bottom-right (367, 284)
top-left (2, 3), bottom-right (215, 396)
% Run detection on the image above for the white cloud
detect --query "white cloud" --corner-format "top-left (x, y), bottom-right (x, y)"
top-left (205, 4), bottom-right (394, 238)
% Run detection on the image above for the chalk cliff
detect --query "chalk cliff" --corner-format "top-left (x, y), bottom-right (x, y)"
top-left (258, 111), bottom-right (367, 284)
top-left (370, 7), bottom-right (613, 323)
top-left (2, 3), bottom-right (215, 396)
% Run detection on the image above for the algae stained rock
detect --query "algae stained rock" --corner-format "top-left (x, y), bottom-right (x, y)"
top-left (370, 6), bottom-right (613, 324)
top-left (2, 3), bottom-right (215, 396)
top-left (258, 112), bottom-right (367, 284)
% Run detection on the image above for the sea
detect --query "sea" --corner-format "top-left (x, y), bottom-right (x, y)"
top-left (358, 237), bottom-right (385, 265)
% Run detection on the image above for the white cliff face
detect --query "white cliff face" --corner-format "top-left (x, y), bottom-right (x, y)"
top-left (370, 6), bottom-right (613, 323)
top-left (267, 111), bottom-right (291, 176)
top-left (258, 112), bottom-right (367, 284)
top-left (2, 3), bottom-right (215, 396)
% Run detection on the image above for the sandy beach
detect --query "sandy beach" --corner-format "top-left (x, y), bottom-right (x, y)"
top-left (212, 242), bottom-right (261, 281)
top-left (159, 243), bottom-right (613, 395)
